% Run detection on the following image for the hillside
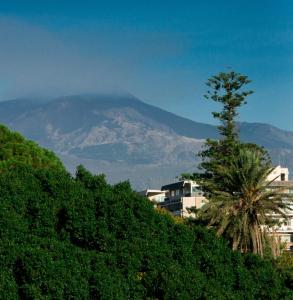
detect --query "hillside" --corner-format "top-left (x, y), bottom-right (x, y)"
top-left (0, 94), bottom-right (293, 189)
top-left (0, 124), bottom-right (65, 171)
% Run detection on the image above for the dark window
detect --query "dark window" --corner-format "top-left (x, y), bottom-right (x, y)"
top-left (281, 173), bottom-right (285, 181)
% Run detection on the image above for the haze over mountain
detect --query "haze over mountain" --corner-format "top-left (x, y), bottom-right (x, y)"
top-left (1, 93), bottom-right (293, 190)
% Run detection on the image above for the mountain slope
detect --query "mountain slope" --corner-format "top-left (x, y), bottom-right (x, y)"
top-left (0, 94), bottom-right (292, 189)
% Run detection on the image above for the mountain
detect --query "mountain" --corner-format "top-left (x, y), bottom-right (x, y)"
top-left (0, 93), bottom-right (292, 189)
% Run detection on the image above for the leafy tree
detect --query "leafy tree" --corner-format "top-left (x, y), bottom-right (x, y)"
top-left (0, 124), bottom-right (65, 171)
top-left (197, 71), bottom-right (254, 194)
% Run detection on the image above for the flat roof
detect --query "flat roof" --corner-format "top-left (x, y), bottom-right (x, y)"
top-left (139, 189), bottom-right (166, 196)
top-left (161, 180), bottom-right (198, 191)
top-left (161, 181), bottom-right (185, 191)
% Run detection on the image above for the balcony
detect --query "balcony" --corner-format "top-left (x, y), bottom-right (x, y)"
top-left (274, 226), bottom-right (293, 232)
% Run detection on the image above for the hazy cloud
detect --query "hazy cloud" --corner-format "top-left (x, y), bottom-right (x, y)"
top-left (0, 17), bottom-right (188, 100)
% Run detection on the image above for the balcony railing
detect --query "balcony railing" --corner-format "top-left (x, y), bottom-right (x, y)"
top-left (274, 226), bottom-right (293, 232)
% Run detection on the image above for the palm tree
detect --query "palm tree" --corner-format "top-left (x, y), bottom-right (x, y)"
top-left (199, 147), bottom-right (292, 257)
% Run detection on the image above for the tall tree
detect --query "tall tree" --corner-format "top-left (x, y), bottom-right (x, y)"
top-left (198, 71), bottom-right (254, 195)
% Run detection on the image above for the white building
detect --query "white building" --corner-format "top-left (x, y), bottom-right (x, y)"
top-left (138, 189), bottom-right (166, 207)
top-left (267, 186), bottom-right (293, 250)
top-left (158, 180), bottom-right (207, 217)
top-left (267, 165), bottom-right (289, 182)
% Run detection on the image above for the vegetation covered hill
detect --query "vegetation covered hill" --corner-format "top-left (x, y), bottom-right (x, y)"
top-left (0, 126), bottom-right (291, 299)
top-left (0, 124), bottom-right (64, 171)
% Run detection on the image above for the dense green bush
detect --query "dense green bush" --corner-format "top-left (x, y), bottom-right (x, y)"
top-left (0, 164), bottom-right (291, 299)
top-left (274, 251), bottom-right (293, 290)
top-left (0, 124), bottom-right (64, 171)
top-left (0, 126), bottom-right (291, 299)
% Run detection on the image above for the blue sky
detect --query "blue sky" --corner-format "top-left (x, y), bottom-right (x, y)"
top-left (0, 1), bottom-right (293, 130)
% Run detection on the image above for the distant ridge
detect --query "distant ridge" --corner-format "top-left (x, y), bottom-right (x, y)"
top-left (0, 93), bottom-right (292, 189)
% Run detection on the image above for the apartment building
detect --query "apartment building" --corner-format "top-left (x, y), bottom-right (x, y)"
top-left (158, 180), bottom-right (207, 217)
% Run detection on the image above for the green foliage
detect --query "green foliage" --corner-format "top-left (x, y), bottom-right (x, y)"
top-left (274, 252), bottom-right (293, 290)
top-left (204, 71), bottom-right (253, 147)
top-left (199, 147), bottom-right (291, 257)
top-left (197, 71), bottom-right (255, 195)
top-left (0, 163), bottom-right (291, 299)
top-left (0, 124), bottom-right (65, 171)
top-left (0, 124), bottom-right (290, 298)
top-left (190, 71), bottom-right (290, 257)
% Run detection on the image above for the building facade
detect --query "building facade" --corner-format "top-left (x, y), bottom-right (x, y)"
top-left (267, 180), bottom-right (293, 251)
top-left (138, 189), bottom-right (166, 207)
top-left (267, 165), bottom-right (289, 182)
top-left (158, 180), bottom-right (207, 217)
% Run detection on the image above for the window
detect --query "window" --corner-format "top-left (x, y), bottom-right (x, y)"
top-left (155, 195), bottom-right (165, 203)
top-left (175, 189), bottom-right (180, 196)
top-left (281, 173), bottom-right (286, 181)
top-left (192, 186), bottom-right (202, 196)
top-left (173, 210), bottom-right (182, 216)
